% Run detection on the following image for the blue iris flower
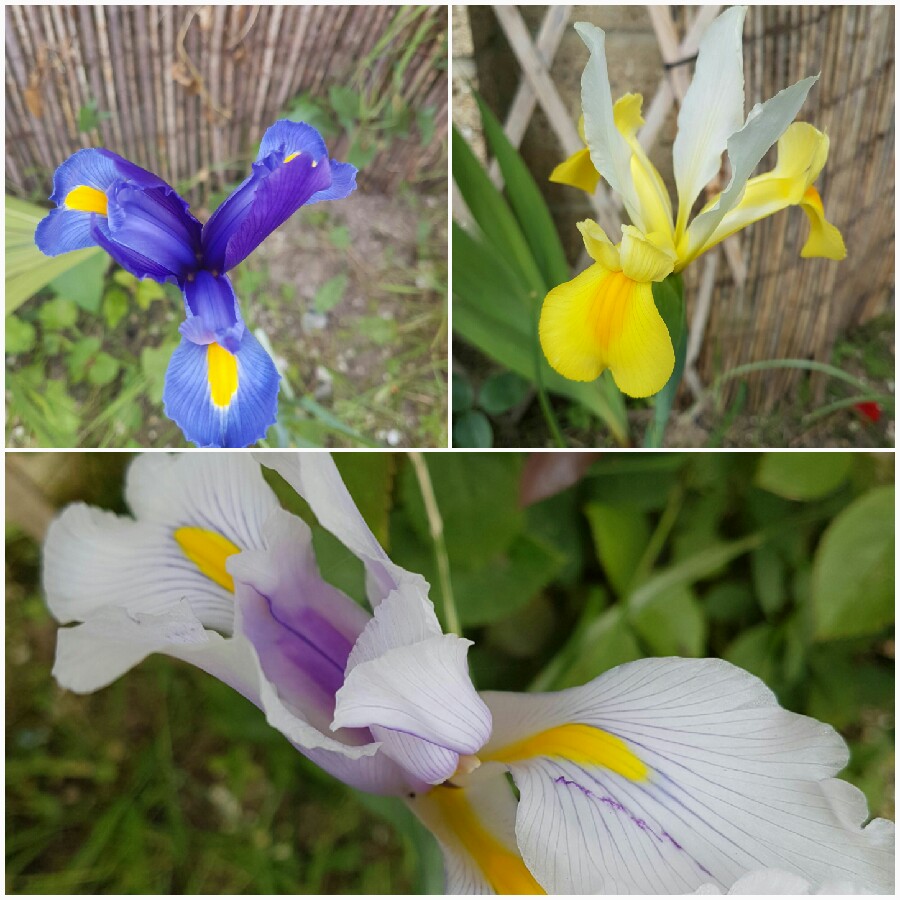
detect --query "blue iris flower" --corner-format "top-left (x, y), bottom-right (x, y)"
top-left (35, 120), bottom-right (357, 448)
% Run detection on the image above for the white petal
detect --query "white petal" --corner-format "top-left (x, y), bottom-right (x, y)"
top-left (410, 771), bottom-right (537, 894)
top-left (334, 631), bottom-right (491, 755)
top-left (672, 6), bottom-right (746, 234)
top-left (43, 504), bottom-right (235, 632)
top-left (254, 452), bottom-right (427, 605)
top-left (695, 867), bottom-right (868, 894)
top-left (575, 22), bottom-right (645, 229)
top-left (682, 75), bottom-right (818, 261)
top-left (371, 724), bottom-right (460, 785)
top-left (482, 658), bottom-right (894, 894)
top-left (125, 452), bottom-right (279, 551)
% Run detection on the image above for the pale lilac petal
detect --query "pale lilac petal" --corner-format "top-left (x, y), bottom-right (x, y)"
top-left (371, 725), bottom-right (461, 786)
top-left (253, 452), bottom-right (427, 605)
top-left (481, 658), bottom-right (894, 894)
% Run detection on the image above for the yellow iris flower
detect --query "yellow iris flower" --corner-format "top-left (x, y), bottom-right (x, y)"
top-left (541, 7), bottom-right (846, 398)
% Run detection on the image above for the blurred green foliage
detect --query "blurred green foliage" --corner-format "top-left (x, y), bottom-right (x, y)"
top-left (6, 451), bottom-right (894, 892)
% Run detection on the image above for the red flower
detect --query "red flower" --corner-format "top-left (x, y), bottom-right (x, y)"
top-left (854, 401), bottom-right (882, 424)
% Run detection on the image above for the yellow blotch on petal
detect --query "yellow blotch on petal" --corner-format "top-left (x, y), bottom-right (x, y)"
top-left (64, 185), bottom-right (108, 215)
top-left (484, 723), bottom-right (648, 782)
top-left (550, 146), bottom-right (600, 194)
top-left (207, 343), bottom-right (239, 408)
top-left (428, 786), bottom-right (545, 894)
top-left (539, 265), bottom-right (675, 397)
top-left (799, 186), bottom-right (847, 260)
top-left (173, 527), bottom-right (240, 592)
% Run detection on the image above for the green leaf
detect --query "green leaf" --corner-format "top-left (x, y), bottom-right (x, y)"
top-left (313, 273), bottom-right (348, 314)
top-left (473, 93), bottom-right (570, 288)
top-left (87, 351), bottom-right (121, 387)
top-left (400, 453), bottom-right (523, 569)
top-left (724, 623), bottom-right (780, 687)
top-left (812, 486), bottom-right (894, 640)
top-left (141, 340), bottom-right (180, 400)
top-left (416, 105), bottom-right (437, 147)
top-left (584, 502), bottom-right (649, 597)
top-left (48, 251), bottom-right (109, 313)
top-left (452, 410), bottom-right (492, 447)
top-left (328, 86), bottom-right (361, 128)
top-left (135, 279), bottom-right (167, 310)
top-left (6, 373), bottom-right (80, 446)
top-left (67, 336), bottom-right (102, 382)
top-left (6, 316), bottom-right (36, 354)
top-left (38, 296), bottom-right (79, 331)
top-left (755, 452), bottom-right (854, 500)
top-left (451, 126), bottom-right (545, 296)
top-left (451, 372), bottom-right (473, 412)
top-left (478, 371), bottom-right (530, 415)
top-left (103, 286), bottom-right (130, 329)
top-left (630, 584), bottom-right (706, 657)
top-left (332, 453), bottom-right (396, 548)
top-left (750, 541), bottom-right (787, 618)
top-left (328, 225), bottom-right (351, 250)
top-left (6, 196), bottom-right (105, 315)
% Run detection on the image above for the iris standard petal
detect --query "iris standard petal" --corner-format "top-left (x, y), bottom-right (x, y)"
top-left (162, 331), bottom-right (280, 448)
top-left (333, 586), bottom-right (492, 784)
top-left (180, 270), bottom-right (245, 351)
top-left (202, 146), bottom-right (333, 272)
top-left (411, 772), bottom-right (544, 894)
top-left (256, 118), bottom-right (330, 162)
top-left (480, 657), bottom-right (894, 894)
top-left (680, 75), bottom-right (819, 267)
top-left (672, 6), bottom-right (747, 238)
top-left (575, 22), bottom-right (646, 230)
top-left (253, 453), bottom-right (428, 605)
top-left (539, 263), bottom-right (675, 397)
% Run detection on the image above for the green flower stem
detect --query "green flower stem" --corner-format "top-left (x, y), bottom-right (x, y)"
top-left (409, 452), bottom-right (461, 636)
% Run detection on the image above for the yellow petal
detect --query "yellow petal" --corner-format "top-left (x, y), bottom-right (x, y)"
top-left (619, 226), bottom-right (676, 282)
top-left (614, 93), bottom-right (675, 240)
top-left (549, 146), bottom-right (600, 194)
top-left (576, 219), bottom-right (620, 269)
top-left (678, 122), bottom-right (833, 267)
top-left (539, 264), bottom-right (675, 397)
top-left (799, 186), bottom-right (846, 260)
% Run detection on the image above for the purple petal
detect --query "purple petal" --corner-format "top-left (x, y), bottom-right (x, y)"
top-left (35, 207), bottom-right (100, 256)
top-left (202, 152), bottom-right (332, 272)
top-left (256, 119), bottom-right (329, 163)
top-left (180, 271), bottom-right (244, 350)
top-left (47, 147), bottom-right (167, 206)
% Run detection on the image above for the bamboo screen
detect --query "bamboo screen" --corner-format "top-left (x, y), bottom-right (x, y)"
top-left (6, 5), bottom-right (448, 210)
top-left (468, 5), bottom-right (894, 412)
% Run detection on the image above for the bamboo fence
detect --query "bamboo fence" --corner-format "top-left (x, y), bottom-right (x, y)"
top-left (6, 5), bottom-right (448, 211)
top-left (458, 5), bottom-right (894, 413)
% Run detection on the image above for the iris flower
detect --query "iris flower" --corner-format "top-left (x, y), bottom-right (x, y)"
top-left (542, 6), bottom-right (846, 398)
top-left (43, 454), bottom-right (893, 893)
top-left (35, 121), bottom-right (356, 447)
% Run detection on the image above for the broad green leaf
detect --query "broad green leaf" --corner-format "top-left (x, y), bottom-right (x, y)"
top-left (37, 296), bottom-right (79, 331)
top-left (6, 316), bottom-right (36, 354)
top-left (474, 93), bottom-right (569, 287)
top-left (724, 623), bottom-right (780, 687)
top-left (630, 584), bottom-right (706, 657)
top-left (313, 273), bottom-right (348, 314)
top-left (67, 336), bottom-right (102, 382)
top-left (6, 196), bottom-right (104, 315)
top-left (586, 453), bottom-right (686, 510)
top-left (750, 541), bottom-right (787, 617)
top-left (87, 352), bottom-right (121, 387)
top-left (478, 371), bottom-right (530, 415)
top-left (644, 273), bottom-right (686, 447)
top-left (333, 453), bottom-right (396, 548)
top-left (103, 286), bottom-right (130, 329)
top-left (135, 279), bottom-right (167, 310)
top-left (451, 372), bottom-right (474, 412)
top-left (140, 340), bottom-right (179, 400)
top-left (584, 502), bottom-right (649, 597)
top-left (812, 486), bottom-right (894, 640)
top-left (452, 126), bottom-right (545, 295)
top-left (452, 410), bottom-right (492, 447)
top-left (756, 452), bottom-right (853, 500)
top-left (399, 453), bottom-right (523, 569)
top-left (49, 251), bottom-right (109, 313)
top-left (554, 606), bottom-right (642, 689)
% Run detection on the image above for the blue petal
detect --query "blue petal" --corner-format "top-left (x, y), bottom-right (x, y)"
top-left (202, 153), bottom-right (332, 272)
top-left (307, 159), bottom-right (357, 205)
top-left (105, 183), bottom-right (202, 278)
top-left (162, 331), bottom-right (280, 448)
top-left (255, 119), bottom-right (329, 163)
top-left (47, 148), bottom-right (167, 206)
top-left (35, 207), bottom-right (97, 255)
top-left (180, 271), bottom-right (244, 351)
top-left (91, 217), bottom-right (184, 283)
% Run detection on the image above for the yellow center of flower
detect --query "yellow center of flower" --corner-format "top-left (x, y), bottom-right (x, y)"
top-left (484, 723), bottom-right (648, 782)
top-left (430, 786), bottom-right (545, 894)
top-left (207, 343), bottom-right (238, 408)
top-left (284, 151), bottom-right (317, 167)
top-left (173, 527), bottom-right (240, 592)
top-left (64, 185), bottom-right (108, 215)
